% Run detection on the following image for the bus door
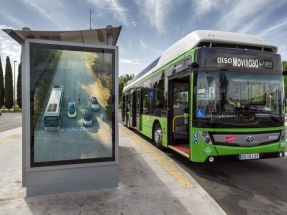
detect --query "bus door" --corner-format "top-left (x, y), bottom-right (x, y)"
top-left (126, 94), bottom-right (131, 125)
top-left (131, 91), bottom-right (137, 127)
top-left (136, 89), bottom-right (142, 130)
top-left (121, 95), bottom-right (126, 122)
top-left (168, 72), bottom-right (190, 156)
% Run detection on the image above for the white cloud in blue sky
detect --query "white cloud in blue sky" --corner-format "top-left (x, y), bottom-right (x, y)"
top-left (0, 0), bottom-right (287, 78)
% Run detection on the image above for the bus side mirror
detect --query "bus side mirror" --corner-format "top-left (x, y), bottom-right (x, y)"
top-left (282, 71), bottom-right (287, 76)
top-left (188, 61), bottom-right (199, 69)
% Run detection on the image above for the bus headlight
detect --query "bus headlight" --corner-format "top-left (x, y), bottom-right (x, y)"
top-left (200, 131), bottom-right (213, 144)
top-left (202, 131), bottom-right (208, 137)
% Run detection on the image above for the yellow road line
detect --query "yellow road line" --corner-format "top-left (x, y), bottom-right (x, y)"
top-left (119, 124), bottom-right (193, 188)
top-left (0, 134), bottom-right (22, 144)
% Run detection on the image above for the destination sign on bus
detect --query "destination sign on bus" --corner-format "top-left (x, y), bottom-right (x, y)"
top-left (216, 54), bottom-right (273, 69)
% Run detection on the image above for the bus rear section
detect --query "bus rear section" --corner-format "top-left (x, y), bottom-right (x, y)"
top-left (44, 85), bottom-right (64, 130)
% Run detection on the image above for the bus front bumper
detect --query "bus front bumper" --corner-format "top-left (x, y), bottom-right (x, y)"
top-left (205, 142), bottom-right (285, 162)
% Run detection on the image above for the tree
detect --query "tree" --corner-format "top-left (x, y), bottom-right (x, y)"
top-left (119, 73), bottom-right (134, 104)
top-left (4, 57), bottom-right (13, 110)
top-left (17, 62), bottom-right (22, 108)
top-left (0, 57), bottom-right (4, 109)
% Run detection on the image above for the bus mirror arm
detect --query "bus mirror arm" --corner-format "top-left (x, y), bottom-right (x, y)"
top-left (188, 61), bottom-right (199, 69)
top-left (282, 71), bottom-right (287, 76)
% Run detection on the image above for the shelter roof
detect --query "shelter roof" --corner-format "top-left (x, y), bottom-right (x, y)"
top-left (3, 26), bottom-right (122, 46)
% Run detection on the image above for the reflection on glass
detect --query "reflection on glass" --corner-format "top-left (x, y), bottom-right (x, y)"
top-left (195, 71), bottom-right (284, 128)
top-left (32, 48), bottom-right (114, 165)
top-left (141, 79), bottom-right (167, 117)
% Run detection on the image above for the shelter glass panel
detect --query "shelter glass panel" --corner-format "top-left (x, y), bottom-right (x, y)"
top-left (30, 43), bottom-right (115, 167)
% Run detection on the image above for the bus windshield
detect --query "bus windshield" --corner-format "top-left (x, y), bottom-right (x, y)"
top-left (195, 71), bottom-right (284, 128)
top-left (44, 117), bottom-right (60, 127)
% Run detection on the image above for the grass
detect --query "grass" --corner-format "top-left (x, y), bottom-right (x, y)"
top-left (1, 109), bottom-right (22, 113)
top-left (0, 105), bottom-right (22, 113)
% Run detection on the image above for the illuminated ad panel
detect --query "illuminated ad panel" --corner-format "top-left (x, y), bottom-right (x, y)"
top-left (29, 42), bottom-right (116, 167)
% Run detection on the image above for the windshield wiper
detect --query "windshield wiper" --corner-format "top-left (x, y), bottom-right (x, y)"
top-left (255, 112), bottom-right (283, 123)
top-left (207, 116), bottom-right (243, 127)
top-left (267, 114), bottom-right (283, 123)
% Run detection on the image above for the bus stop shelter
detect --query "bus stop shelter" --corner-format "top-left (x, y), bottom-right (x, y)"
top-left (3, 26), bottom-right (121, 196)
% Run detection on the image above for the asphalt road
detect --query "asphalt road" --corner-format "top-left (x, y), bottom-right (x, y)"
top-left (166, 150), bottom-right (287, 215)
top-left (1, 103), bottom-right (287, 214)
top-left (118, 114), bottom-right (287, 215)
top-left (0, 112), bottom-right (22, 132)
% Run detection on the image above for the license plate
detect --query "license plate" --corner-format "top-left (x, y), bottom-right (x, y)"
top-left (239, 153), bottom-right (260, 160)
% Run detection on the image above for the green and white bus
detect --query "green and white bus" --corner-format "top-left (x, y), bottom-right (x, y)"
top-left (122, 30), bottom-right (286, 162)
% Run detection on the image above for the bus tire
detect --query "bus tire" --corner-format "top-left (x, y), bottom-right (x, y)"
top-left (153, 122), bottom-right (163, 150)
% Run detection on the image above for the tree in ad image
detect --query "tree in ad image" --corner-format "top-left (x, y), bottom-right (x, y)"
top-left (4, 57), bottom-right (13, 110)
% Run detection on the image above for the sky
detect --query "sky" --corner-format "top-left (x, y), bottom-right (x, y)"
top-left (1, 0), bottom-right (287, 81)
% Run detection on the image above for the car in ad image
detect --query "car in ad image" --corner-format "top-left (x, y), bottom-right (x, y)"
top-left (90, 96), bottom-right (100, 111)
top-left (68, 102), bottom-right (76, 117)
top-left (82, 108), bottom-right (92, 127)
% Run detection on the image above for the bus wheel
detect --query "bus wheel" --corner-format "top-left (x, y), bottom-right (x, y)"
top-left (153, 122), bottom-right (163, 150)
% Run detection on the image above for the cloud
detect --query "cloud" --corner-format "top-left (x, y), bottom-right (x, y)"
top-left (190, 0), bottom-right (287, 35)
top-left (192, 0), bottom-right (221, 19)
top-left (216, 0), bottom-right (286, 32)
top-left (88, 0), bottom-right (130, 26)
top-left (258, 18), bottom-right (287, 38)
top-left (0, 25), bottom-right (21, 73)
top-left (134, 0), bottom-right (172, 35)
top-left (120, 59), bottom-right (139, 64)
top-left (0, 7), bottom-right (26, 28)
top-left (0, 24), bottom-right (15, 31)
top-left (21, 0), bottom-right (77, 30)
top-left (140, 39), bottom-right (147, 49)
top-left (140, 39), bottom-right (162, 56)
top-left (131, 21), bottom-right (137, 27)
top-left (278, 45), bottom-right (287, 61)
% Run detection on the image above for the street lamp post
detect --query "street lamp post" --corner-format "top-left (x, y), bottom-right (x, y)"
top-left (14, 61), bottom-right (17, 111)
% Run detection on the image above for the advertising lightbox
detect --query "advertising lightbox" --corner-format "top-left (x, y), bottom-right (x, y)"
top-left (21, 39), bottom-right (118, 196)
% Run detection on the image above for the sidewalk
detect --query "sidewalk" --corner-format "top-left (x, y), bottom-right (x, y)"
top-left (0, 125), bottom-right (226, 215)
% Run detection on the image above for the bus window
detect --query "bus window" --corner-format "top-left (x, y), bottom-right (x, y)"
top-left (173, 82), bottom-right (189, 109)
top-left (151, 80), bottom-right (165, 117)
top-left (143, 88), bottom-right (151, 114)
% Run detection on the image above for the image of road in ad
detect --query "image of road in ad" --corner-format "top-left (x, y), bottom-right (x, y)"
top-left (33, 50), bottom-right (113, 163)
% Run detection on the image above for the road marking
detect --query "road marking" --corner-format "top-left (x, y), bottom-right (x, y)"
top-left (0, 134), bottom-right (22, 144)
top-left (119, 124), bottom-right (193, 189)
top-left (0, 122), bottom-right (22, 128)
